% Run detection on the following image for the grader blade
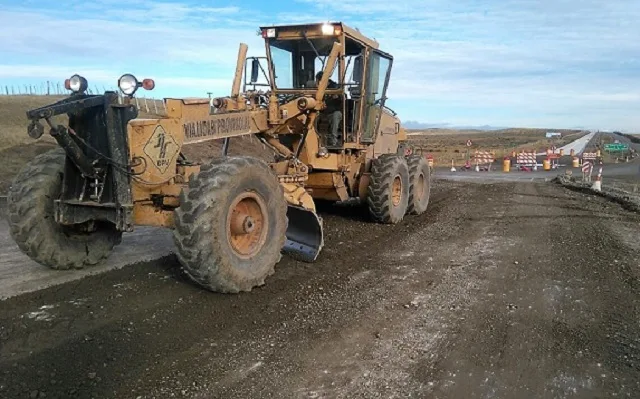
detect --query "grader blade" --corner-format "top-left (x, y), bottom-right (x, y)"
top-left (283, 206), bottom-right (324, 262)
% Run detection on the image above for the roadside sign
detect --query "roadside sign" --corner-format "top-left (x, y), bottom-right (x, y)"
top-left (582, 161), bottom-right (591, 173)
top-left (583, 152), bottom-right (597, 160)
top-left (604, 143), bottom-right (629, 152)
top-left (466, 140), bottom-right (472, 147)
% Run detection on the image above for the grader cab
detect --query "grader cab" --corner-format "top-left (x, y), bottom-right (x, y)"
top-left (8, 22), bottom-right (431, 293)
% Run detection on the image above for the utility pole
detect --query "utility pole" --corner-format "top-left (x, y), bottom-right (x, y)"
top-left (207, 92), bottom-right (213, 100)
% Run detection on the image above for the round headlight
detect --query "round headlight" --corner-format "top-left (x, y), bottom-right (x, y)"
top-left (118, 74), bottom-right (139, 95)
top-left (317, 147), bottom-right (329, 157)
top-left (68, 74), bottom-right (88, 93)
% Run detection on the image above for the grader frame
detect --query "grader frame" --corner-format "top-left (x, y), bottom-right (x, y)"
top-left (8, 22), bottom-right (432, 293)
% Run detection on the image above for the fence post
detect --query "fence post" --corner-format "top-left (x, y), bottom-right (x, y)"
top-left (143, 96), bottom-right (149, 113)
top-left (153, 99), bottom-right (158, 114)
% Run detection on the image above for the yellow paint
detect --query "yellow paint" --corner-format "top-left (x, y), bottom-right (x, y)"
top-left (503, 158), bottom-right (511, 172)
top-left (357, 173), bottom-right (371, 201)
top-left (116, 22), bottom-right (417, 234)
top-left (133, 202), bottom-right (175, 227)
top-left (281, 183), bottom-right (316, 211)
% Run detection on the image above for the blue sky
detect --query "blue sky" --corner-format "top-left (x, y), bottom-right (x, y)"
top-left (1, 0), bottom-right (639, 131)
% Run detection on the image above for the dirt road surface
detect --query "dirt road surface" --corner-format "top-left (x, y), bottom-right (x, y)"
top-left (1, 180), bottom-right (640, 398)
top-left (0, 224), bottom-right (173, 300)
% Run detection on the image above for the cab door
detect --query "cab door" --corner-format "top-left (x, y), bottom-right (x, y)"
top-left (360, 50), bottom-right (393, 144)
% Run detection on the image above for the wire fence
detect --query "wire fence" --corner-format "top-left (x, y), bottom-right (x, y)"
top-left (0, 81), bottom-right (168, 116)
top-left (0, 81), bottom-right (118, 96)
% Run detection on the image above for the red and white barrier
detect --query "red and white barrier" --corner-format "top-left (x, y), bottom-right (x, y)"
top-left (516, 152), bottom-right (536, 166)
top-left (581, 160), bottom-right (593, 182)
top-left (471, 151), bottom-right (495, 171)
top-left (472, 151), bottom-right (495, 164)
top-left (592, 166), bottom-right (602, 191)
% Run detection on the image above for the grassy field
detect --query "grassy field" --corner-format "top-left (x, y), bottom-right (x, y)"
top-left (0, 95), bottom-right (168, 151)
top-left (407, 127), bottom-right (588, 166)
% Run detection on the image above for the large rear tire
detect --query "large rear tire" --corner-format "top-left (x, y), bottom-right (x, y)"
top-left (172, 156), bottom-right (288, 293)
top-left (8, 148), bottom-right (122, 270)
top-left (367, 154), bottom-right (410, 224)
top-left (407, 154), bottom-right (431, 215)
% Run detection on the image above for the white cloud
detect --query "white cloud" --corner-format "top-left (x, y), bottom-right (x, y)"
top-left (0, 64), bottom-right (235, 97)
top-left (1, 0), bottom-right (640, 130)
top-left (0, 0), bottom-right (264, 72)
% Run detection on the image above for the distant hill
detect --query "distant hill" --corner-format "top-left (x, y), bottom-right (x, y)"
top-left (403, 120), bottom-right (507, 131)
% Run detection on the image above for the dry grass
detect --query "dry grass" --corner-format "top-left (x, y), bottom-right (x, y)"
top-left (407, 127), bottom-right (588, 166)
top-left (0, 95), bottom-right (65, 150)
top-left (0, 95), bottom-right (169, 150)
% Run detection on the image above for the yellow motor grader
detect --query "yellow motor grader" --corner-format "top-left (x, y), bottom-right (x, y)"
top-left (8, 22), bottom-right (431, 293)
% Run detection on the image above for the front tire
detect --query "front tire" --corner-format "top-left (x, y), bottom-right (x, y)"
top-left (407, 155), bottom-right (431, 215)
top-left (8, 148), bottom-right (122, 270)
top-left (172, 156), bottom-right (288, 293)
top-left (367, 154), bottom-right (410, 224)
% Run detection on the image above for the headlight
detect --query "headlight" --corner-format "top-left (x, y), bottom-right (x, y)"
top-left (321, 23), bottom-right (341, 36)
top-left (317, 147), bottom-right (329, 157)
top-left (118, 74), bottom-right (139, 96)
top-left (261, 28), bottom-right (276, 38)
top-left (64, 74), bottom-right (88, 93)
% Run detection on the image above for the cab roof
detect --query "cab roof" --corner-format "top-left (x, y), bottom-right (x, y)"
top-left (258, 21), bottom-right (380, 50)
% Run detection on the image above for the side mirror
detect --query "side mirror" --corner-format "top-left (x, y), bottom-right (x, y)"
top-left (250, 59), bottom-right (259, 83)
top-left (353, 56), bottom-right (363, 82)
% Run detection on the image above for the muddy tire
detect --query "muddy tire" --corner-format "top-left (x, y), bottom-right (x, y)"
top-left (7, 148), bottom-right (122, 270)
top-left (172, 156), bottom-right (288, 293)
top-left (367, 154), bottom-right (410, 224)
top-left (406, 155), bottom-right (431, 215)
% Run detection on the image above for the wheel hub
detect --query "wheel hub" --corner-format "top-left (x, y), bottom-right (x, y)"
top-left (227, 192), bottom-right (268, 258)
top-left (392, 175), bottom-right (402, 207)
top-left (243, 216), bottom-right (256, 233)
top-left (415, 173), bottom-right (425, 201)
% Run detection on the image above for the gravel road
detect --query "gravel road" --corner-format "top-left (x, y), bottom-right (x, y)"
top-left (1, 180), bottom-right (639, 398)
